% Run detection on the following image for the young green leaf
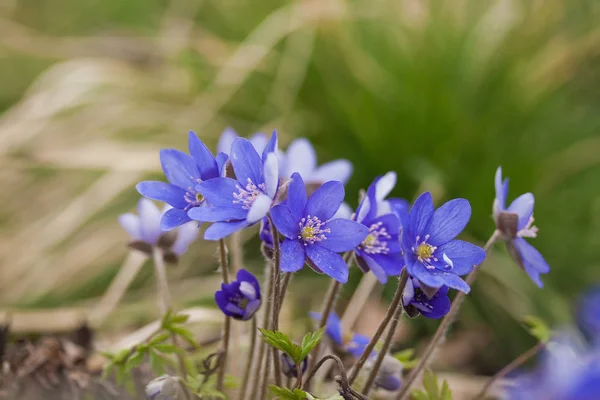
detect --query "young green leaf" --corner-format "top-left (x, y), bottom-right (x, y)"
top-left (258, 329), bottom-right (303, 363)
top-left (300, 328), bottom-right (325, 361)
top-left (148, 332), bottom-right (171, 346)
top-left (149, 350), bottom-right (165, 375)
top-left (269, 385), bottom-right (307, 400)
top-left (124, 351), bottom-right (145, 372)
top-left (169, 326), bottom-right (198, 348)
top-left (411, 390), bottom-right (430, 400)
top-left (423, 369), bottom-right (440, 399)
top-left (521, 315), bottom-right (551, 343)
top-left (441, 380), bottom-right (453, 400)
top-left (154, 343), bottom-right (183, 354)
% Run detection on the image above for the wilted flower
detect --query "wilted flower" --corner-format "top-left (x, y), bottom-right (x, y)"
top-left (281, 138), bottom-right (353, 186)
top-left (136, 131), bottom-right (226, 231)
top-left (145, 375), bottom-right (185, 400)
top-left (189, 132), bottom-right (279, 240)
top-left (309, 312), bottom-right (369, 358)
top-left (506, 333), bottom-right (600, 400)
top-left (119, 198), bottom-right (198, 263)
top-left (353, 172), bottom-right (404, 283)
top-left (402, 277), bottom-right (451, 319)
top-left (402, 192), bottom-right (485, 293)
top-left (215, 269), bottom-right (261, 321)
top-left (370, 355), bottom-right (403, 392)
top-left (281, 352), bottom-right (309, 378)
top-left (494, 166), bottom-right (549, 287)
top-left (271, 173), bottom-right (368, 283)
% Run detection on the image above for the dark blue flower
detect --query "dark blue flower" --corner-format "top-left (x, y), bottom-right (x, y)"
top-left (281, 138), bottom-right (353, 185)
top-left (271, 173), bottom-right (368, 283)
top-left (402, 278), bottom-right (451, 319)
top-left (507, 333), bottom-right (600, 400)
top-left (281, 352), bottom-right (309, 378)
top-left (353, 172), bottom-right (404, 284)
top-left (402, 192), bottom-right (485, 293)
top-left (136, 131), bottom-right (226, 231)
top-left (494, 166), bottom-right (549, 288)
top-left (577, 286), bottom-right (600, 344)
top-left (189, 132), bottom-right (280, 240)
top-left (309, 312), bottom-right (370, 358)
top-left (214, 269), bottom-right (261, 321)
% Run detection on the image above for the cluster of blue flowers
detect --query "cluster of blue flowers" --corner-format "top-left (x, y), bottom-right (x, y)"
top-left (121, 128), bottom-right (561, 397)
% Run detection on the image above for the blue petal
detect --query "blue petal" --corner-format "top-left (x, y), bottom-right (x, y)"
top-left (284, 138), bottom-right (316, 179)
top-left (136, 181), bottom-right (188, 209)
top-left (262, 130), bottom-right (278, 163)
top-left (494, 166), bottom-right (509, 212)
top-left (426, 198), bottom-right (471, 246)
top-left (287, 173), bottom-right (308, 217)
top-left (435, 240), bottom-right (486, 275)
top-left (333, 202), bottom-right (353, 220)
top-left (137, 198), bottom-right (162, 244)
top-left (370, 252), bottom-right (404, 277)
top-left (508, 193), bottom-right (535, 231)
top-left (171, 221), bottom-right (199, 255)
top-left (309, 312), bottom-right (342, 345)
top-left (418, 290), bottom-right (451, 319)
top-left (196, 177), bottom-right (240, 207)
top-left (318, 219), bottom-right (369, 252)
top-left (513, 237), bottom-right (550, 285)
top-left (160, 149), bottom-right (199, 189)
top-left (359, 253), bottom-right (390, 284)
top-left (270, 205), bottom-right (300, 239)
top-left (215, 290), bottom-right (240, 318)
top-left (407, 260), bottom-right (449, 290)
top-left (246, 193), bottom-right (272, 224)
top-left (305, 181), bottom-right (345, 221)
top-left (376, 373), bottom-right (402, 391)
top-left (187, 206), bottom-right (247, 222)
top-left (439, 274), bottom-right (470, 293)
top-left (236, 269), bottom-right (261, 299)
top-left (217, 128), bottom-right (238, 155)
top-left (372, 213), bottom-right (402, 237)
top-left (188, 131), bottom-right (219, 179)
top-left (305, 245), bottom-right (349, 283)
top-left (249, 133), bottom-right (268, 154)
top-left (389, 198), bottom-right (410, 221)
top-left (204, 220), bottom-right (249, 240)
top-left (119, 213), bottom-right (141, 240)
top-left (230, 137), bottom-right (263, 186)
top-left (402, 279), bottom-right (415, 305)
top-left (216, 152), bottom-right (228, 176)
top-left (347, 334), bottom-right (370, 358)
top-left (161, 208), bottom-right (192, 230)
top-left (263, 153), bottom-right (279, 198)
top-left (311, 160), bottom-right (353, 185)
top-left (407, 192), bottom-right (435, 241)
top-left (280, 239), bottom-right (306, 272)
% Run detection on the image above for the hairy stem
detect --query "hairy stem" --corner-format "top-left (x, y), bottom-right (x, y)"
top-left (347, 271), bottom-right (408, 385)
top-left (237, 317), bottom-right (257, 400)
top-left (230, 231), bottom-right (244, 274)
top-left (396, 230), bottom-right (500, 400)
top-left (475, 341), bottom-right (544, 400)
top-left (216, 239), bottom-right (230, 392)
top-left (362, 269), bottom-right (409, 395)
top-left (294, 363), bottom-right (303, 389)
top-left (268, 215), bottom-right (283, 387)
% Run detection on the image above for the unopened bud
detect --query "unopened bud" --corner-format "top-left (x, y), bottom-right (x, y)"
top-left (145, 375), bottom-right (184, 400)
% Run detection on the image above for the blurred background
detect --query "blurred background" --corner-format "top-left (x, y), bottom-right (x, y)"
top-left (1, 0), bottom-right (600, 387)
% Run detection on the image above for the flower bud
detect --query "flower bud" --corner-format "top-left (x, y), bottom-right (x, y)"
top-left (281, 352), bottom-right (308, 378)
top-left (145, 375), bottom-right (184, 400)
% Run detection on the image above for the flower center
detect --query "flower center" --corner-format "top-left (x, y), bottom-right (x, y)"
top-left (298, 215), bottom-right (330, 245)
top-left (411, 235), bottom-right (439, 269)
top-left (517, 215), bottom-right (539, 238)
top-left (184, 178), bottom-right (205, 210)
top-left (233, 178), bottom-right (267, 210)
top-left (360, 222), bottom-right (391, 255)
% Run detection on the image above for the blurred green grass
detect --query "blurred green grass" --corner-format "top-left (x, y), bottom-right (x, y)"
top-left (1, 0), bottom-right (600, 373)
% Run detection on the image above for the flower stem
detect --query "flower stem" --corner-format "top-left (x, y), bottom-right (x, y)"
top-left (341, 273), bottom-right (379, 331)
top-left (268, 215), bottom-right (283, 387)
top-left (237, 317), bottom-right (257, 400)
top-left (216, 239), bottom-right (230, 392)
top-left (230, 231), bottom-right (244, 274)
top-left (152, 247), bottom-right (172, 314)
top-left (474, 341), bottom-right (544, 400)
top-left (362, 269), bottom-right (409, 395)
top-left (396, 230), bottom-right (500, 400)
top-left (294, 363), bottom-right (304, 389)
top-left (348, 270), bottom-right (408, 386)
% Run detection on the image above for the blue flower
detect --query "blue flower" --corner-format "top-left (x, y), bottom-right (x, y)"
top-left (214, 269), bottom-right (261, 321)
top-left (507, 333), bottom-right (600, 400)
top-left (402, 192), bottom-right (485, 294)
top-left (119, 198), bottom-right (198, 261)
top-left (136, 131), bottom-right (226, 231)
top-left (309, 312), bottom-right (370, 357)
top-left (217, 127), bottom-right (269, 156)
top-left (402, 278), bottom-right (451, 319)
top-left (271, 173), bottom-right (369, 283)
top-left (281, 138), bottom-right (353, 185)
top-left (494, 166), bottom-right (549, 288)
top-left (353, 172), bottom-right (404, 284)
top-left (372, 355), bottom-right (403, 392)
top-left (188, 132), bottom-right (280, 240)
top-left (577, 286), bottom-right (600, 344)
top-left (281, 352), bottom-right (309, 378)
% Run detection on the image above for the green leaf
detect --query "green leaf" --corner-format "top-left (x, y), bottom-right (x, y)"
top-left (149, 350), bottom-right (165, 375)
top-left (115, 364), bottom-right (127, 385)
top-left (124, 351), bottom-right (144, 372)
top-left (113, 349), bottom-right (132, 364)
top-left (268, 385), bottom-right (307, 400)
top-left (423, 369), bottom-right (440, 399)
top-left (441, 380), bottom-right (453, 400)
top-left (300, 328), bottom-right (325, 362)
top-left (169, 326), bottom-right (198, 348)
top-left (393, 348), bottom-right (415, 362)
top-left (102, 362), bottom-right (115, 380)
top-left (259, 329), bottom-right (302, 363)
top-left (170, 313), bottom-right (190, 324)
top-left (522, 315), bottom-right (551, 343)
top-left (411, 390), bottom-right (430, 400)
top-left (148, 332), bottom-right (171, 346)
top-left (154, 343), bottom-right (183, 354)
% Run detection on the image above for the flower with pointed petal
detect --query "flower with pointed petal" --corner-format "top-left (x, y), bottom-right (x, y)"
top-left (136, 131), bottom-right (226, 231)
top-left (189, 132), bottom-right (280, 240)
top-left (402, 278), bottom-right (450, 319)
top-left (352, 172), bottom-right (405, 284)
top-left (271, 173), bottom-right (368, 283)
top-left (309, 312), bottom-right (370, 358)
top-left (214, 269), bottom-right (261, 321)
top-left (494, 166), bottom-right (549, 287)
top-left (282, 138), bottom-right (353, 186)
top-left (119, 198), bottom-right (198, 263)
top-left (402, 192), bottom-right (485, 294)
